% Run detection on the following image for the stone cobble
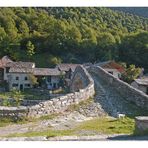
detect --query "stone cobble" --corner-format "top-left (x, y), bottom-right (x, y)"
top-left (90, 73), bottom-right (145, 117)
top-left (89, 66), bottom-right (148, 110)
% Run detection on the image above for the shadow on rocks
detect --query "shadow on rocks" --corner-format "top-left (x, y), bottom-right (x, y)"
top-left (107, 134), bottom-right (148, 141)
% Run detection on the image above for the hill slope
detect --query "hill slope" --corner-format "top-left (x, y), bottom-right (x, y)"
top-left (0, 7), bottom-right (147, 69)
top-left (110, 7), bottom-right (148, 18)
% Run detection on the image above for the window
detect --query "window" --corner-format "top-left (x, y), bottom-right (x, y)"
top-left (12, 83), bottom-right (18, 87)
top-left (0, 69), bottom-right (4, 80)
top-left (108, 71), bottom-right (113, 75)
top-left (16, 76), bottom-right (19, 80)
top-left (25, 84), bottom-right (30, 87)
top-left (25, 76), bottom-right (28, 80)
top-left (47, 76), bottom-right (51, 82)
top-left (53, 83), bottom-right (57, 89)
top-left (6, 67), bottom-right (10, 73)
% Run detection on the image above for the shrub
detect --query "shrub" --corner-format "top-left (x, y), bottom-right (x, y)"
top-left (10, 88), bottom-right (24, 106)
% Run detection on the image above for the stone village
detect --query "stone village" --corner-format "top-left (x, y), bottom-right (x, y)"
top-left (0, 55), bottom-right (148, 139)
top-left (0, 56), bottom-right (81, 91)
top-left (0, 55), bottom-right (147, 94)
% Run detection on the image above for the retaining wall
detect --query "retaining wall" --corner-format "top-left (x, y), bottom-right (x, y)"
top-left (0, 66), bottom-right (95, 118)
top-left (89, 66), bottom-right (148, 109)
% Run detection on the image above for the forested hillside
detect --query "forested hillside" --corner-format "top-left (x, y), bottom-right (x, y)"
top-left (111, 7), bottom-right (148, 18)
top-left (0, 7), bottom-right (147, 69)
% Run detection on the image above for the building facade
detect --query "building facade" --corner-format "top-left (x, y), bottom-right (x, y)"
top-left (95, 61), bottom-right (125, 79)
top-left (0, 56), bottom-right (64, 90)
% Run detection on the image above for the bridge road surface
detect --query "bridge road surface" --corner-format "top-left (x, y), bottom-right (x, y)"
top-left (90, 72), bottom-right (143, 117)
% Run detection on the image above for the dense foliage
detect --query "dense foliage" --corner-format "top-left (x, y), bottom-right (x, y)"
top-left (111, 7), bottom-right (148, 18)
top-left (121, 64), bottom-right (142, 83)
top-left (0, 7), bottom-right (147, 70)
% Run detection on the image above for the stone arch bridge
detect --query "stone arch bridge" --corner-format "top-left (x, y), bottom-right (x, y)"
top-left (71, 65), bottom-right (148, 117)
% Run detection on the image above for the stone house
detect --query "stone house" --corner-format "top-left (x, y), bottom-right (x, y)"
top-left (56, 63), bottom-right (81, 86)
top-left (8, 67), bottom-right (33, 90)
top-left (33, 68), bottom-right (61, 89)
top-left (131, 76), bottom-right (148, 95)
top-left (95, 61), bottom-right (125, 79)
top-left (0, 56), bottom-right (62, 90)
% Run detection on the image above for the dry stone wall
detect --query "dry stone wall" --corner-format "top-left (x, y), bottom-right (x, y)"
top-left (89, 66), bottom-right (148, 110)
top-left (0, 66), bottom-right (95, 118)
top-left (135, 116), bottom-right (148, 134)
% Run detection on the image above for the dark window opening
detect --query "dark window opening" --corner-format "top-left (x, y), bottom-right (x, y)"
top-left (108, 71), bottom-right (113, 75)
top-left (25, 77), bottom-right (28, 80)
top-left (25, 84), bottom-right (30, 87)
top-left (53, 83), bottom-right (56, 89)
top-left (12, 83), bottom-right (18, 87)
top-left (20, 84), bottom-right (23, 90)
top-left (47, 76), bottom-right (51, 82)
top-left (6, 67), bottom-right (10, 73)
top-left (0, 69), bottom-right (4, 80)
top-left (16, 76), bottom-right (19, 80)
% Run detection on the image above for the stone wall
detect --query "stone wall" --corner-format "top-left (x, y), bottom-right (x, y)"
top-left (0, 66), bottom-right (95, 118)
top-left (89, 66), bottom-right (148, 109)
top-left (70, 65), bottom-right (92, 92)
top-left (135, 116), bottom-right (148, 134)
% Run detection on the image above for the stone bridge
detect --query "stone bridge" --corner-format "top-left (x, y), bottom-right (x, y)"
top-left (87, 65), bottom-right (148, 117)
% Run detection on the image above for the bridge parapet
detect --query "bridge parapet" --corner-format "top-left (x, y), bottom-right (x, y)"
top-left (70, 65), bottom-right (94, 92)
top-left (89, 66), bottom-right (148, 110)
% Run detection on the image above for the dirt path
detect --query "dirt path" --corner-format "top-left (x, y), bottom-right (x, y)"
top-left (0, 111), bottom-right (95, 137)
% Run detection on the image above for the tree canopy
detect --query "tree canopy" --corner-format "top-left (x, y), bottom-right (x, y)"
top-left (0, 7), bottom-right (147, 70)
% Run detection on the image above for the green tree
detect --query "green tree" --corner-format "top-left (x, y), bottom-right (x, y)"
top-left (121, 64), bottom-right (141, 83)
top-left (26, 41), bottom-right (35, 58)
top-left (18, 19), bottom-right (29, 36)
top-left (119, 32), bottom-right (148, 70)
top-left (96, 32), bottom-right (116, 61)
top-left (49, 56), bottom-right (62, 67)
top-left (28, 74), bottom-right (38, 86)
top-left (10, 88), bottom-right (24, 106)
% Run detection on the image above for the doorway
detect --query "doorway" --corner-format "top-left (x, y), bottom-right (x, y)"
top-left (20, 84), bottom-right (23, 91)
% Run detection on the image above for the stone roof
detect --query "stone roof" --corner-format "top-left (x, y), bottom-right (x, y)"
top-left (0, 56), bottom-right (35, 69)
top-left (0, 56), bottom-right (13, 68)
top-left (33, 68), bottom-right (61, 76)
top-left (135, 76), bottom-right (148, 86)
top-left (9, 67), bottom-right (61, 76)
top-left (9, 67), bottom-right (33, 73)
top-left (56, 64), bottom-right (81, 72)
top-left (6, 61), bottom-right (35, 68)
top-left (95, 61), bottom-right (125, 73)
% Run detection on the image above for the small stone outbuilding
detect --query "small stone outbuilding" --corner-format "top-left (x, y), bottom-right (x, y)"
top-left (131, 76), bottom-right (148, 95)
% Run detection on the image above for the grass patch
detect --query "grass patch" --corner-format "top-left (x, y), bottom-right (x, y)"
top-left (0, 113), bottom-right (60, 128)
top-left (66, 97), bottom-right (94, 112)
top-left (0, 117), bottom-right (29, 127)
top-left (0, 89), bottom-right (50, 101)
top-left (0, 118), bottom-right (14, 127)
top-left (75, 117), bottom-right (135, 135)
top-left (6, 129), bottom-right (75, 138)
top-left (38, 113), bottom-right (60, 121)
top-left (4, 117), bottom-right (135, 138)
